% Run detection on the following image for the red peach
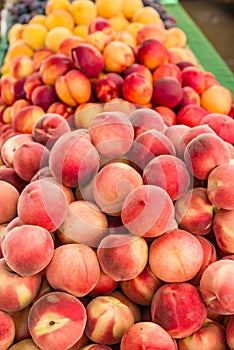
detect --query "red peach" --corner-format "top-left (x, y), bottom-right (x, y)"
top-left (80, 346), bottom-right (112, 350)
top-left (213, 209), bottom-right (234, 254)
top-left (10, 55), bottom-right (35, 79)
top-left (46, 243), bottom-right (100, 297)
top-left (0, 133), bottom-right (33, 167)
top-left (200, 259), bottom-right (234, 314)
top-left (123, 63), bottom-right (153, 82)
top-left (136, 23), bottom-right (167, 44)
top-left (0, 166), bottom-right (27, 193)
top-left (153, 105), bottom-right (177, 126)
top-left (143, 154), bottom-right (191, 201)
top-left (28, 291), bottom-right (87, 350)
top-left (152, 62), bottom-right (182, 83)
top-left (97, 233), bottom-right (148, 281)
top-left (11, 305), bottom-right (33, 343)
top-left (31, 84), bottom-right (58, 111)
top-left (177, 86), bottom-right (201, 109)
top-left (39, 53), bottom-right (72, 86)
top-left (12, 105), bottom-right (45, 134)
top-left (121, 185), bottom-right (175, 238)
top-left (23, 72), bottom-right (43, 101)
top-left (120, 322), bottom-right (177, 350)
top-left (85, 295), bottom-right (134, 345)
top-left (184, 133), bottom-right (230, 180)
top-left (177, 104), bottom-right (208, 127)
top-left (103, 40), bottom-right (135, 73)
top-left (0, 180), bottom-right (19, 224)
top-left (9, 99), bottom-right (31, 122)
top-left (200, 112), bottom-right (234, 145)
top-left (164, 124), bottom-right (191, 156)
top-left (0, 76), bottom-right (17, 105)
top-left (151, 282), bottom-right (207, 338)
top-left (58, 35), bottom-right (84, 58)
top-left (95, 72), bottom-right (124, 102)
top-left (129, 107), bottom-right (165, 137)
top-left (0, 310), bottom-right (15, 349)
top-left (149, 228), bottom-right (204, 282)
top-left (72, 43), bottom-right (104, 78)
top-left (226, 316), bottom-right (234, 350)
top-left (33, 47), bottom-right (54, 69)
top-left (136, 38), bottom-right (169, 70)
top-left (182, 66), bottom-right (206, 94)
top-left (88, 269), bottom-right (118, 297)
top-left (7, 338), bottom-right (40, 349)
top-left (121, 72), bottom-right (153, 105)
top-left (17, 179), bottom-right (68, 232)
top-left (151, 77), bottom-right (183, 108)
top-left (110, 290), bottom-right (142, 323)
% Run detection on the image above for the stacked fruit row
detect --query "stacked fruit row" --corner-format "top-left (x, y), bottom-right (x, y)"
top-left (0, 0), bottom-right (234, 349)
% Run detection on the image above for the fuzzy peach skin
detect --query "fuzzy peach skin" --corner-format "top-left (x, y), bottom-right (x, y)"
top-left (120, 322), bottom-right (178, 350)
top-left (0, 258), bottom-right (41, 312)
top-left (1, 133), bottom-right (33, 167)
top-left (46, 243), bottom-right (100, 297)
top-left (175, 187), bottom-right (214, 235)
top-left (0, 310), bottom-right (15, 349)
top-left (17, 179), bottom-right (68, 232)
top-left (11, 304), bottom-right (31, 342)
top-left (97, 233), bottom-right (148, 281)
top-left (143, 154), bottom-right (191, 201)
top-left (57, 200), bottom-right (108, 248)
top-left (85, 295), bottom-right (134, 345)
top-left (110, 290), bottom-right (142, 323)
top-left (129, 107), bottom-right (165, 138)
top-left (88, 111), bottom-right (134, 158)
top-left (12, 105), bottom-right (45, 134)
top-left (151, 282), bottom-right (207, 339)
top-left (39, 53), bottom-right (72, 86)
top-left (0, 180), bottom-right (19, 224)
top-left (226, 316), bottom-right (234, 350)
top-left (151, 77), bottom-right (183, 109)
top-left (72, 43), bottom-right (104, 78)
top-left (121, 185), bottom-right (176, 238)
top-left (207, 162), bottom-right (234, 210)
top-left (93, 161), bottom-right (143, 216)
top-left (102, 40), bottom-right (135, 73)
top-left (136, 38), bottom-right (169, 71)
top-left (176, 104), bottom-right (208, 128)
top-left (213, 209), bottom-right (234, 254)
top-left (184, 133), bottom-right (230, 180)
top-left (177, 319), bottom-right (228, 350)
top-left (49, 130), bottom-right (100, 188)
top-left (149, 228), bottom-right (204, 283)
top-left (200, 112), bottom-right (234, 145)
top-left (28, 291), bottom-right (87, 350)
top-left (2, 224), bottom-right (54, 277)
top-left (8, 338), bottom-right (40, 349)
top-left (164, 124), bottom-right (191, 157)
top-left (200, 259), bottom-right (234, 315)
top-left (95, 73), bottom-right (124, 103)
top-left (121, 72), bottom-right (153, 105)
top-left (88, 269), bottom-right (118, 298)
top-left (120, 265), bottom-right (162, 306)
top-left (80, 345), bottom-right (112, 350)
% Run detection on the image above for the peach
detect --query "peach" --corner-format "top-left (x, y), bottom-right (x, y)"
top-left (88, 111), bottom-right (134, 158)
top-left (207, 162), bottom-right (234, 210)
top-left (143, 154), bottom-right (191, 201)
top-left (31, 85), bottom-right (58, 111)
top-left (97, 233), bottom-right (148, 281)
top-left (184, 133), bottom-right (230, 180)
top-left (136, 23), bottom-right (167, 44)
top-left (103, 40), bottom-right (135, 73)
top-left (8, 338), bottom-right (40, 349)
top-left (164, 124), bottom-right (191, 156)
top-left (17, 179), bottom-right (68, 232)
top-left (121, 185), bottom-right (175, 237)
top-left (72, 43), bottom-right (104, 78)
top-left (110, 290), bottom-right (141, 323)
top-left (120, 322), bottom-right (177, 350)
top-left (10, 99), bottom-right (31, 122)
top-left (132, 6), bottom-right (163, 26)
top-left (153, 105), bottom-right (177, 126)
top-left (45, 27), bottom-right (73, 53)
top-left (178, 319), bottom-right (227, 350)
top-left (47, 101), bottom-right (75, 121)
top-left (120, 265), bottom-right (161, 306)
top-left (57, 200), bottom-right (108, 247)
top-left (114, 30), bottom-right (136, 47)
top-left (165, 27), bottom-right (187, 48)
top-left (0, 76), bottom-right (17, 106)
top-left (151, 282), bottom-right (207, 338)
top-left (10, 55), bottom-right (35, 79)
top-left (55, 69), bottom-right (92, 106)
top-left (129, 107), bottom-right (165, 137)
top-left (177, 104), bottom-right (208, 127)
top-left (11, 305), bottom-right (31, 342)
top-left (151, 76), bottom-right (183, 108)
top-left (39, 53), bottom-right (72, 86)
top-left (200, 259), bottom-right (234, 314)
top-left (153, 62), bottom-right (182, 83)
top-left (41, 176), bottom-right (75, 204)
top-left (0, 180), bottom-right (19, 224)
top-left (85, 295), bottom-right (134, 345)
top-left (122, 72), bottom-right (153, 105)
top-left (149, 228), bottom-right (204, 282)
top-left (88, 16), bottom-right (113, 35)
top-left (182, 66), bottom-right (206, 94)
top-left (0, 310), bottom-right (15, 349)
top-left (23, 72), bottom-right (43, 101)
top-left (12, 141), bottom-right (49, 182)
top-left (86, 30), bottom-right (112, 51)
top-left (175, 187), bottom-right (214, 235)
top-left (74, 103), bottom-right (104, 129)
top-left (12, 105), bottom-right (45, 134)
top-left (200, 112), bottom-right (234, 145)
top-left (0, 166), bottom-right (27, 193)
top-left (0, 258), bottom-right (41, 312)
top-left (32, 113), bottom-right (71, 149)
top-left (226, 316), bottom-right (234, 349)
top-left (123, 63), bottom-right (153, 82)
top-left (95, 72), bottom-right (124, 102)
top-left (136, 38), bottom-right (169, 70)
top-left (28, 291), bottom-right (87, 350)
top-left (88, 269), bottom-right (118, 297)
top-left (46, 243), bottom-right (100, 296)
top-left (129, 129), bottom-right (176, 170)
top-left (213, 209), bottom-right (234, 254)
top-left (201, 84), bottom-right (233, 115)
top-left (177, 86), bottom-right (201, 109)
top-left (32, 47), bottom-right (54, 70)
top-left (93, 161), bottom-right (143, 216)
top-left (49, 130), bottom-right (100, 188)
top-left (58, 35), bottom-right (84, 58)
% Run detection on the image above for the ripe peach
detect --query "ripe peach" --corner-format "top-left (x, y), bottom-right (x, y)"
top-left (153, 105), bottom-right (177, 126)
top-left (182, 66), bottom-right (206, 94)
top-left (10, 55), bottom-right (35, 79)
top-left (0, 166), bottom-right (27, 193)
top-left (0, 258), bottom-right (41, 312)
top-left (28, 291), bottom-right (87, 350)
top-left (226, 316), bottom-right (234, 350)
top-left (137, 23), bottom-right (167, 44)
top-left (88, 111), bottom-right (134, 158)
top-left (201, 84), bottom-right (232, 114)
top-left (32, 113), bottom-right (71, 149)
top-left (136, 38), bottom-right (169, 70)
top-left (151, 76), bottom-right (183, 108)
top-left (12, 105), bottom-right (45, 134)
top-left (200, 259), bottom-right (234, 314)
top-left (123, 63), bottom-right (153, 82)
top-left (151, 282), bottom-right (207, 338)
top-left (200, 112), bottom-right (234, 145)
top-left (39, 53), bottom-right (72, 86)
top-left (95, 72), bottom-right (124, 102)
top-left (97, 233), bottom-right (148, 281)
top-left (58, 35), bottom-right (84, 58)
top-left (8, 338), bottom-right (40, 349)
top-left (129, 129), bottom-right (176, 170)
top-left (177, 104), bottom-right (208, 127)
top-left (17, 179), bottom-right (68, 232)
top-left (0, 310), bottom-right (15, 349)
top-left (213, 209), bottom-right (234, 254)
top-left (207, 163), bottom-right (234, 210)
top-left (49, 130), bottom-right (100, 188)
top-left (80, 346), bottom-right (111, 350)
top-left (175, 187), bottom-right (214, 235)
top-left (72, 43), bottom-right (104, 78)
top-left (9, 99), bottom-right (30, 122)
top-left (177, 86), bottom-right (201, 109)
top-left (0, 180), bottom-right (19, 225)
top-left (110, 289), bottom-right (141, 323)
top-left (114, 30), bottom-right (136, 47)
top-left (86, 30), bottom-right (112, 51)
top-left (74, 103), bottom-right (104, 129)
top-left (184, 133), bottom-right (230, 180)
top-left (103, 40), bottom-right (135, 73)
top-left (120, 321), bottom-right (177, 350)
top-left (46, 243), bottom-right (100, 296)
top-left (31, 84), bottom-right (58, 111)
top-left (32, 47), bottom-right (54, 70)
top-left (23, 72), bottom-right (43, 101)
top-left (153, 62), bottom-right (182, 83)
top-left (88, 16), bottom-right (113, 35)
top-left (47, 101), bottom-right (74, 121)
top-left (164, 124), bottom-right (191, 156)
top-left (10, 305), bottom-right (32, 342)
top-left (88, 269), bottom-right (118, 297)
top-left (122, 72), bottom-right (153, 105)
top-left (129, 107), bottom-right (165, 137)
top-left (0, 76), bottom-right (17, 106)
top-left (85, 295), bottom-right (134, 345)
top-left (93, 161), bottom-right (143, 216)
top-left (121, 185), bottom-right (175, 237)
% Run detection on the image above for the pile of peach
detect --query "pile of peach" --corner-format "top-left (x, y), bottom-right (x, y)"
top-left (0, 0), bottom-right (234, 349)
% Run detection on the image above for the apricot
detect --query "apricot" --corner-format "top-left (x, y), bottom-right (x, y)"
top-left (22, 23), bottom-right (48, 50)
top-left (133, 6), bottom-right (163, 26)
top-left (109, 15), bottom-right (130, 33)
top-left (165, 27), bottom-right (187, 48)
top-left (121, 0), bottom-right (143, 19)
top-left (96, 0), bottom-right (122, 18)
top-left (201, 84), bottom-right (233, 114)
top-left (45, 9), bottom-right (75, 31)
top-left (45, 26), bottom-right (73, 52)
